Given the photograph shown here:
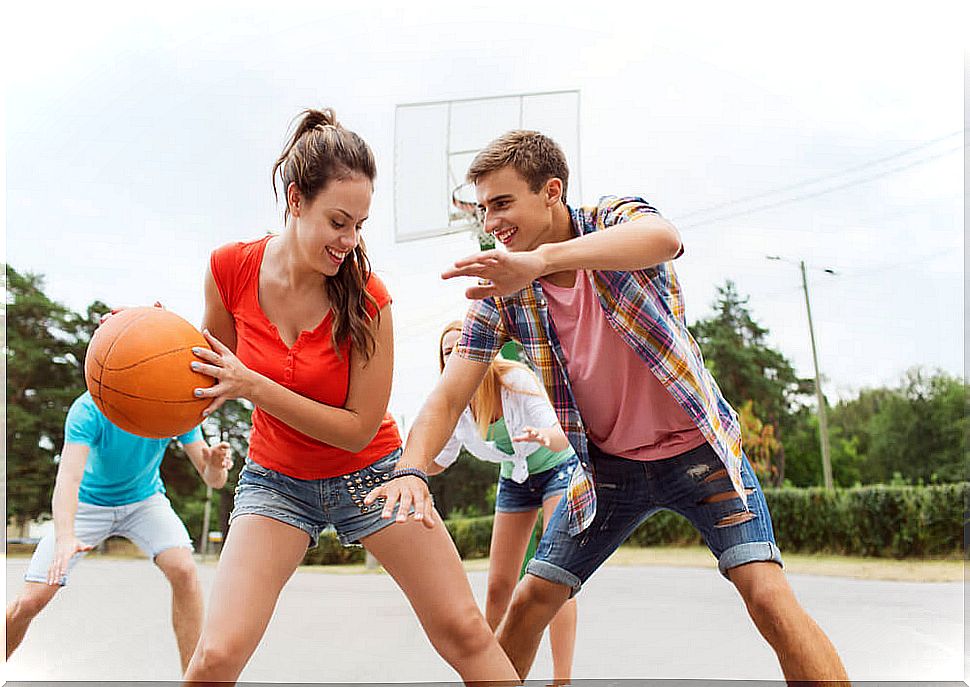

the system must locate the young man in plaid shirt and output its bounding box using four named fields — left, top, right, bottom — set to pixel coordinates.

left=367, top=131, right=848, bottom=683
